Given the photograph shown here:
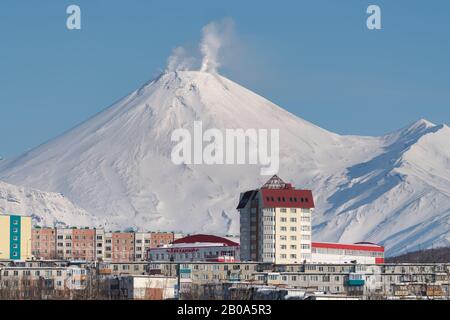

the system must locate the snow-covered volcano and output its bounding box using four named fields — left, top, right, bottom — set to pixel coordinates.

left=0, top=70, right=449, bottom=255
